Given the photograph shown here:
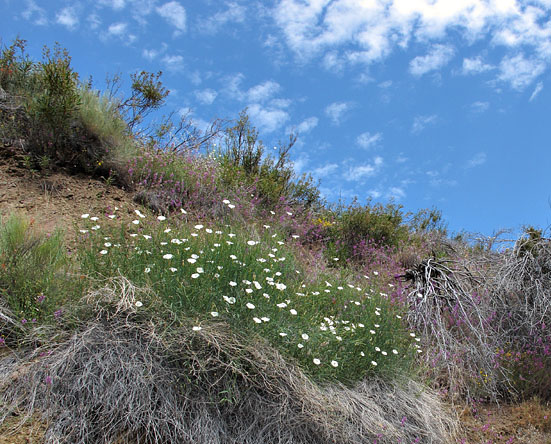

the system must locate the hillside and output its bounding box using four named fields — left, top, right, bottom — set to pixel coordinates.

left=1, top=38, right=551, bottom=443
